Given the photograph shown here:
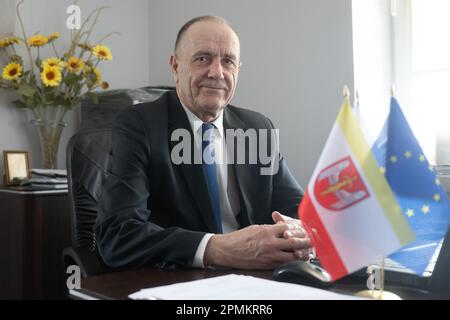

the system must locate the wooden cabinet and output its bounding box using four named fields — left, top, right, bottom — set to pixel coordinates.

left=0, top=187, right=71, bottom=299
